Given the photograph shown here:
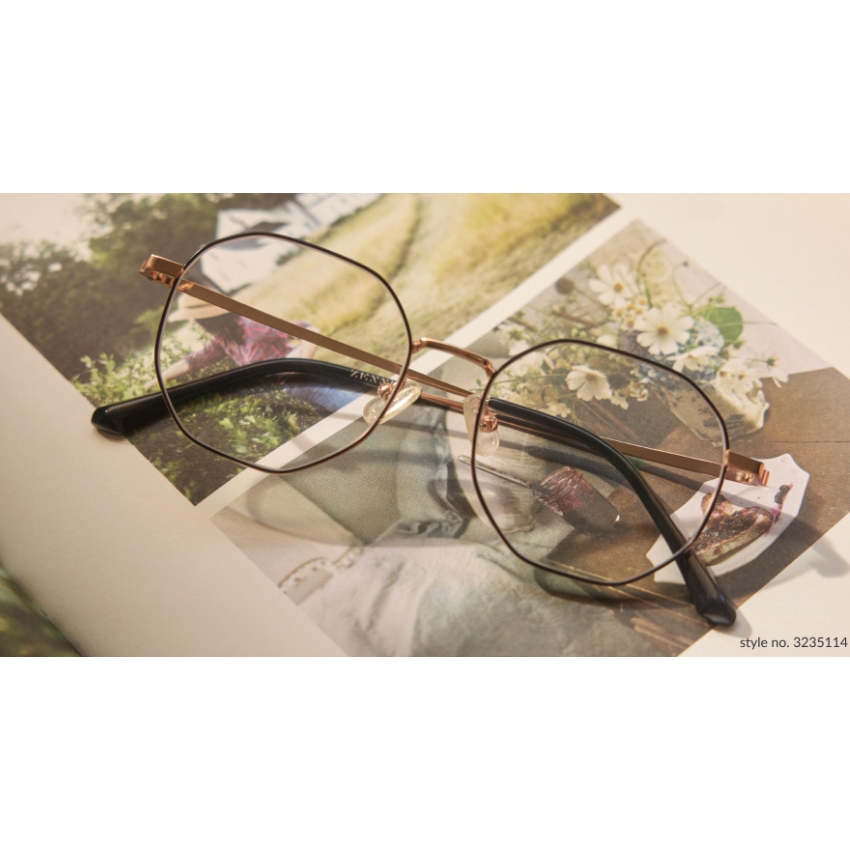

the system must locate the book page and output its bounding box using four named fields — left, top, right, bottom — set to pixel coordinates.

left=617, top=195, right=850, bottom=655
left=1, top=194, right=847, bottom=655
left=0, top=194, right=618, bottom=654
left=0, top=313, right=341, bottom=655
left=204, top=207, right=850, bottom=655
